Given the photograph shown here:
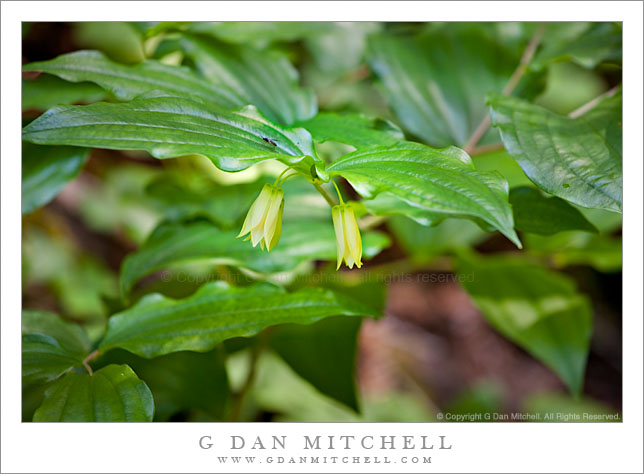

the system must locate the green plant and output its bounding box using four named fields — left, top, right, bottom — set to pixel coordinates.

left=21, top=21, right=622, bottom=422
